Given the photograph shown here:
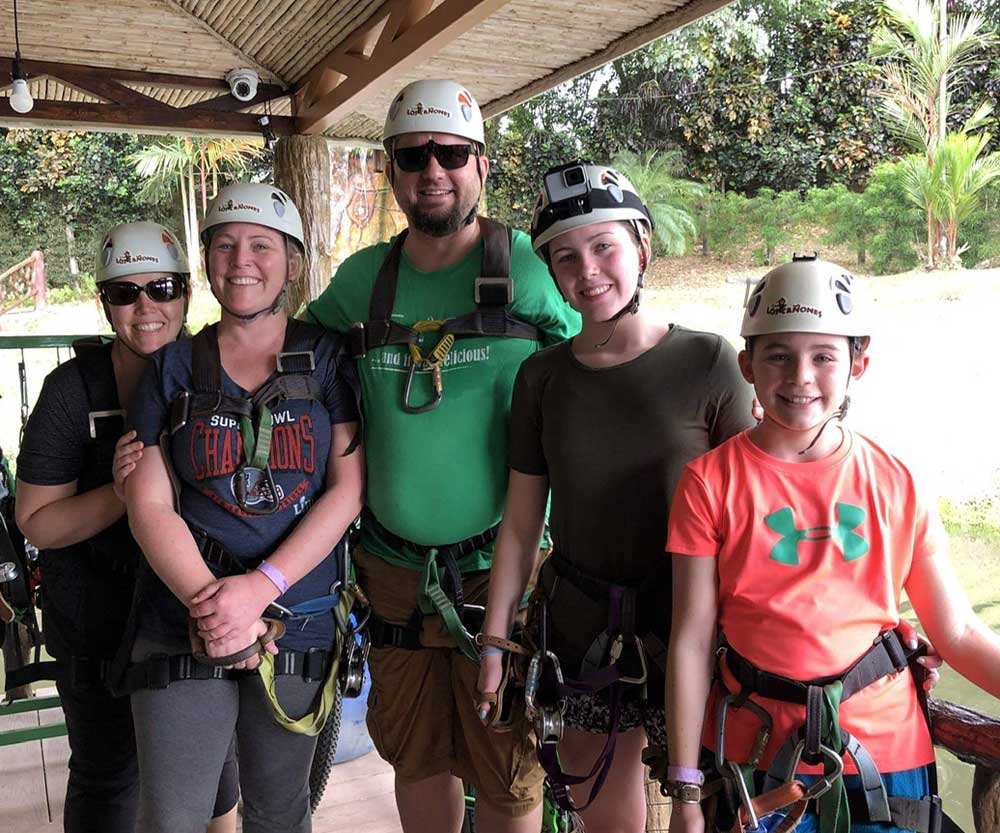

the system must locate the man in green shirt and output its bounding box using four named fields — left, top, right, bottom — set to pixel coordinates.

left=307, top=79, right=579, bottom=833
